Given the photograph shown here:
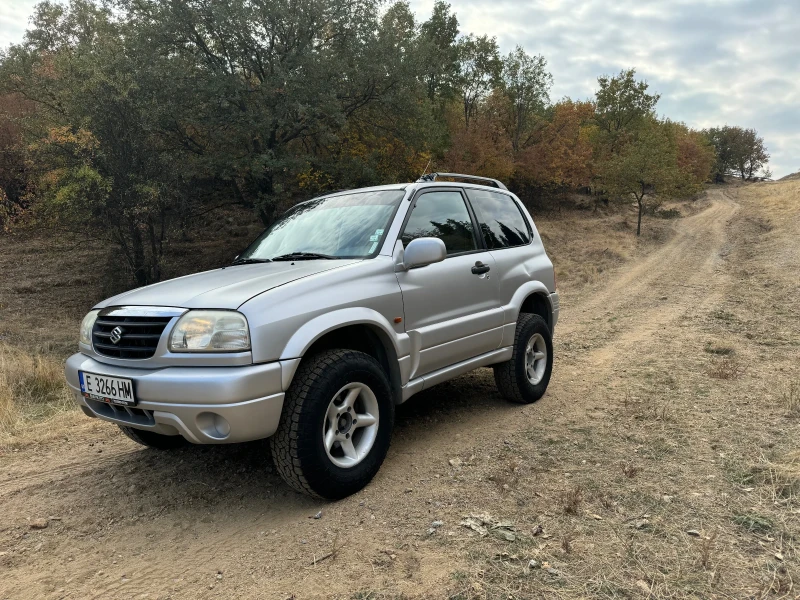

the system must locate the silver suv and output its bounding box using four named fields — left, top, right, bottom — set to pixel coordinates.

left=65, top=173, right=559, bottom=498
